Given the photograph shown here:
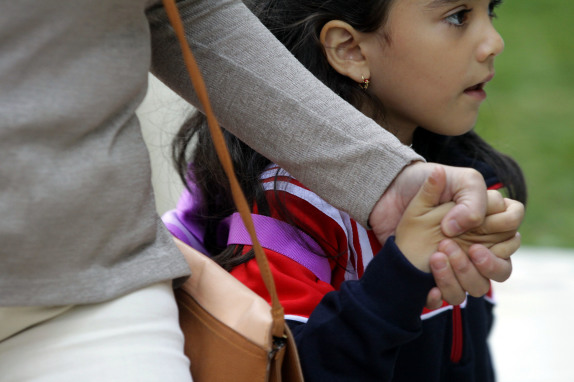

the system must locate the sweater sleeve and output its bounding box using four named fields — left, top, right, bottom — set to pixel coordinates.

left=292, top=237, right=435, bottom=382
left=145, top=0, right=423, bottom=227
